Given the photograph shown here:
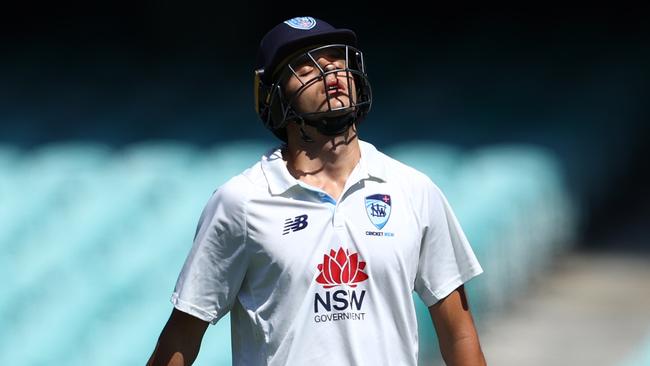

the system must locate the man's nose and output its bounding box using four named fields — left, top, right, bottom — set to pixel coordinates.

left=324, top=64, right=339, bottom=80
